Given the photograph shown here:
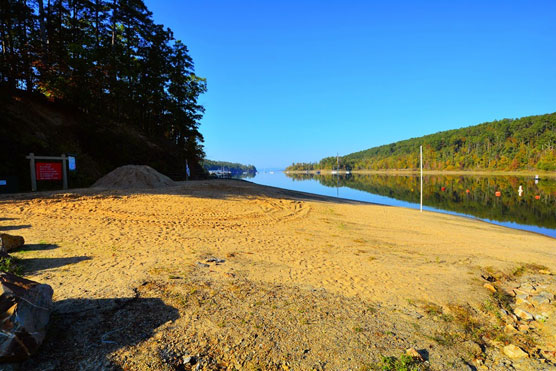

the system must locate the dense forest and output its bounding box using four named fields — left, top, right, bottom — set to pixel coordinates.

left=202, top=160, right=257, bottom=175
left=0, top=0, right=206, bottom=185
left=287, top=113, right=556, bottom=172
